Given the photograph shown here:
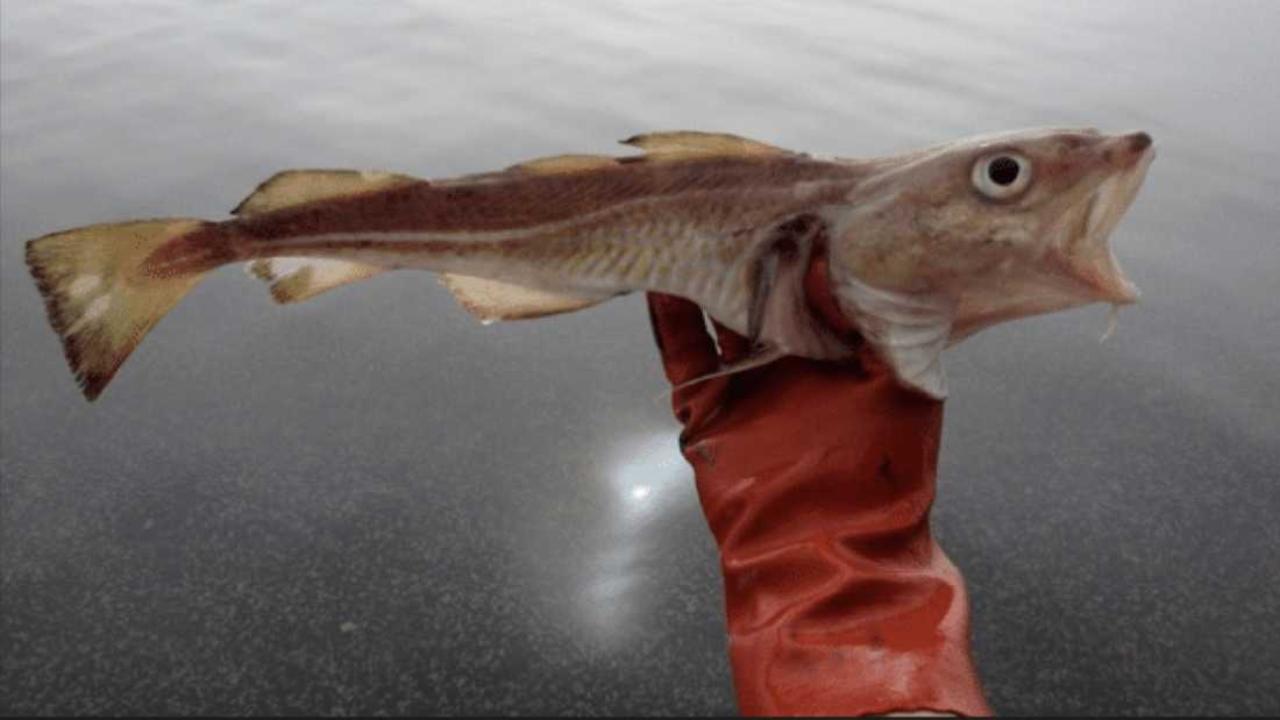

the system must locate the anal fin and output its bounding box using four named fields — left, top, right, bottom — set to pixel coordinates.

left=248, top=258, right=388, bottom=304
left=439, top=274, right=612, bottom=323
